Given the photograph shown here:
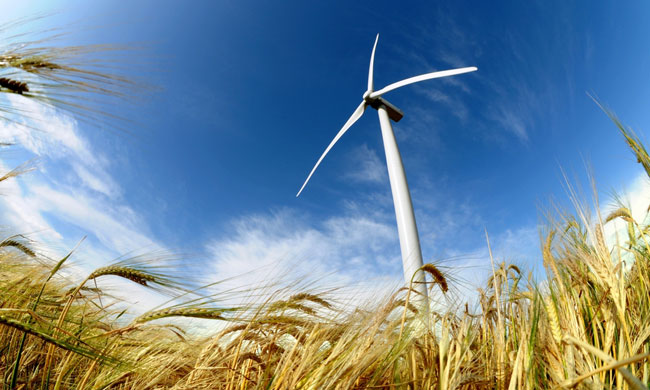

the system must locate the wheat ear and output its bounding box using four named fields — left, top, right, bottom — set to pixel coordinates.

left=135, top=307, right=225, bottom=324
left=420, top=263, right=448, bottom=293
